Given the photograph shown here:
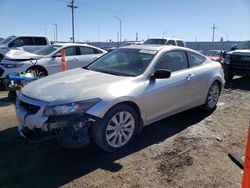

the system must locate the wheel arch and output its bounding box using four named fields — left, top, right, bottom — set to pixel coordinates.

left=26, top=65, right=48, bottom=76
left=87, top=98, right=144, bottom=132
